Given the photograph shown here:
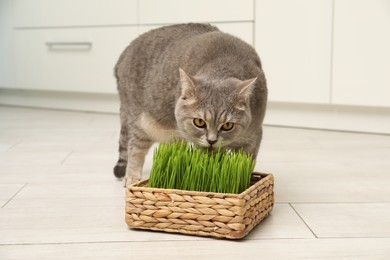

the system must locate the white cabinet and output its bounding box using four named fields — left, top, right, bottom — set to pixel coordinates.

left=332, top=0, right=390, bottom=107
left=0, top=0, right=14, bottom=88
left=13, top=27, right=138, bottom=93
left=138, top=0, right=254, bottom=45
left=255, top=0, right=332, bottom=104
left=13, top=0, right=138, bottom=28
left=139, top=0, right=253, bottom=24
